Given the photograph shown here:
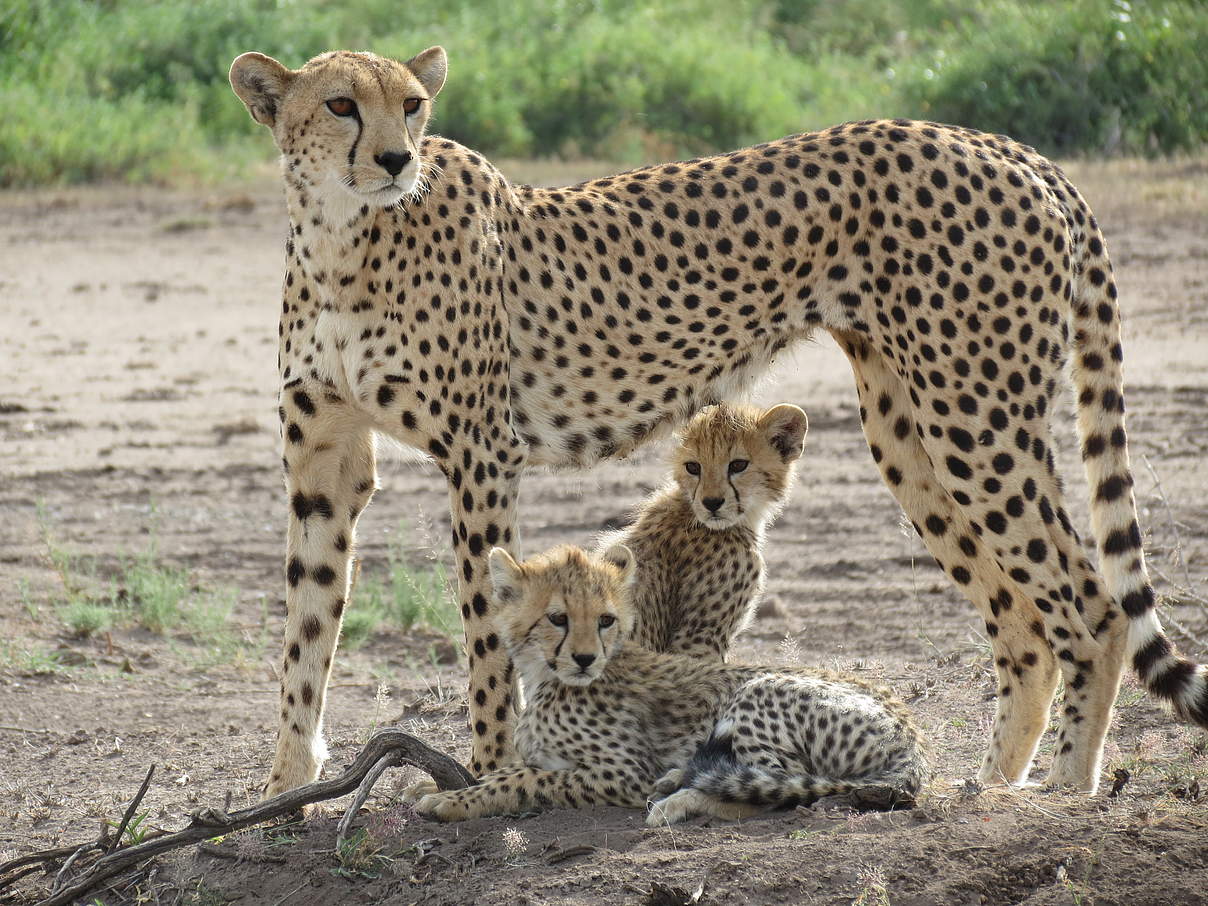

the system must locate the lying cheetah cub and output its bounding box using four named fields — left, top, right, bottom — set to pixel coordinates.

left=412, top=544, right=929, bottom=824
left=598, top=402, right=806, bottom=660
